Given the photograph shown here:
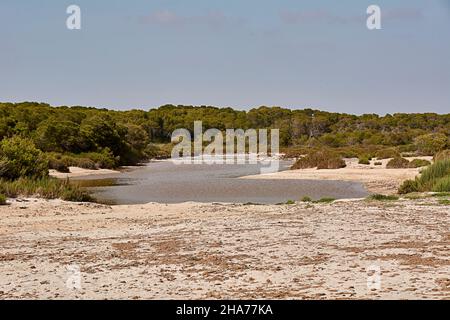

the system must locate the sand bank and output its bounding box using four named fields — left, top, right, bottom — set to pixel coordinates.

left=49, top=167, right=120, bottom=179
left=0, top=197, right=448, bottom=299
left=241, top=157, right=433, bottom=195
